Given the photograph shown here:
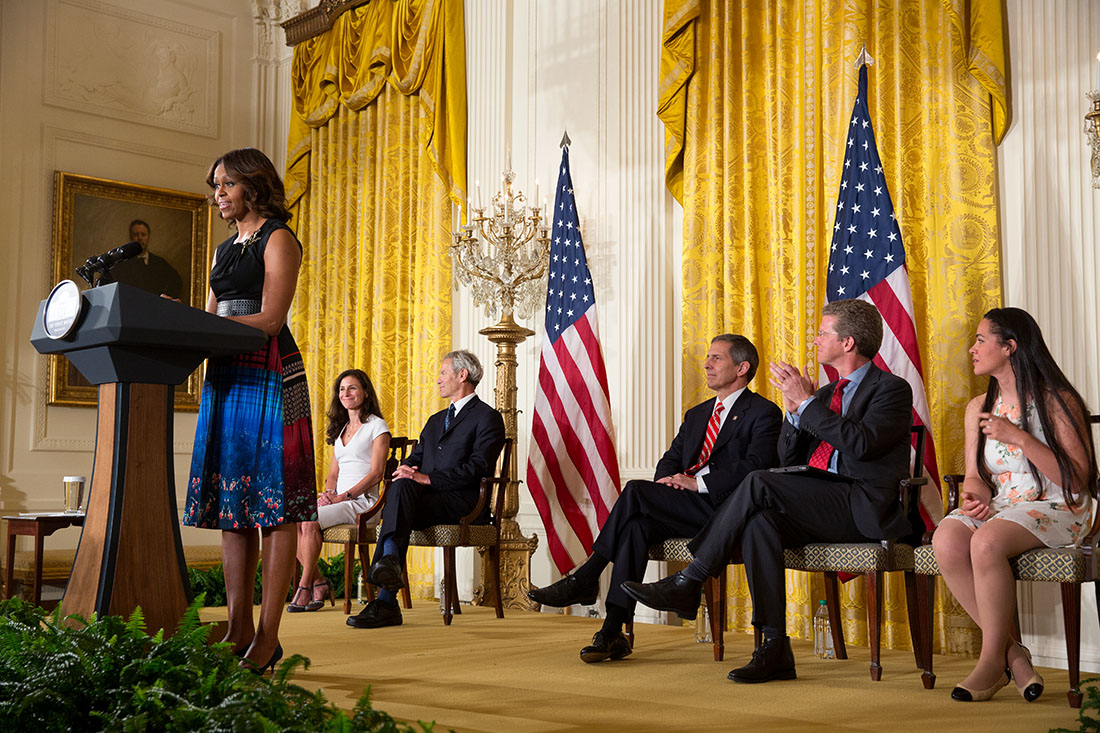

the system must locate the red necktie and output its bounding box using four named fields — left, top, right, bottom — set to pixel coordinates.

left=686, top=402, right=725, bottom=475
left=807, top=378, right=850, bottom=469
